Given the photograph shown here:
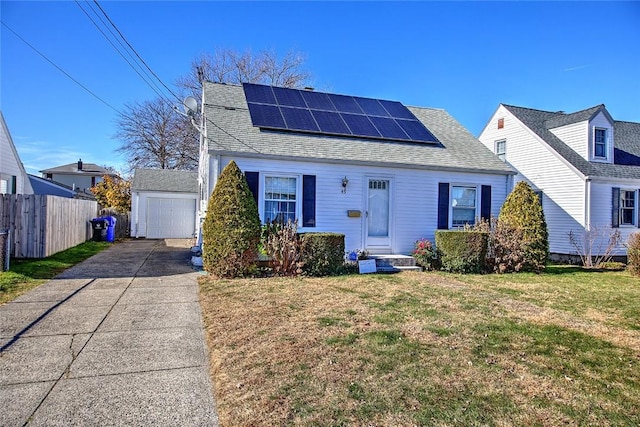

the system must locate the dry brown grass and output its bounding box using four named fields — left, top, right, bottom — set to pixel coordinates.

left=199, top=271, right=640, bottom=426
